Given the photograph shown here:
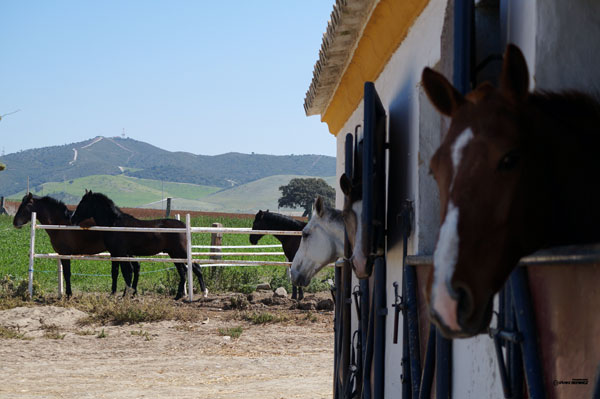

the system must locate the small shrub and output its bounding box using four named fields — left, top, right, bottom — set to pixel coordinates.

left=97, top=328, right=108, bottom=338
left=0, top=325, right=28, bottom=340
left=228, top=295, right=249, bottom=310
left=304, top=311, right=318, bottom=323
left=76, top=295, right=200, bottom=325
left=218, top=326, right=243, bottom=339
left=241, top=311, right=289, bottom=325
